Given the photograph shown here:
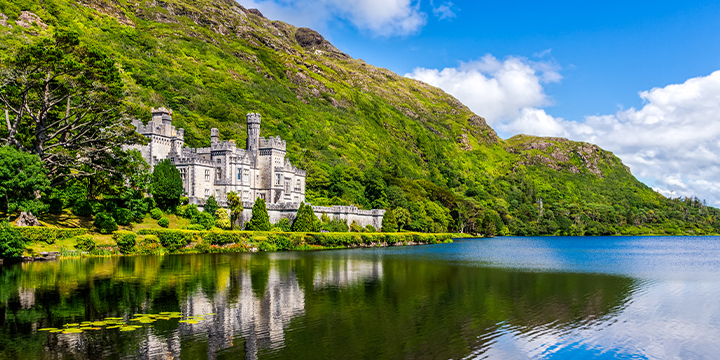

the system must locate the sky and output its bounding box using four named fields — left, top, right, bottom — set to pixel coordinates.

left=241, top=0, right=720, bottom=205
